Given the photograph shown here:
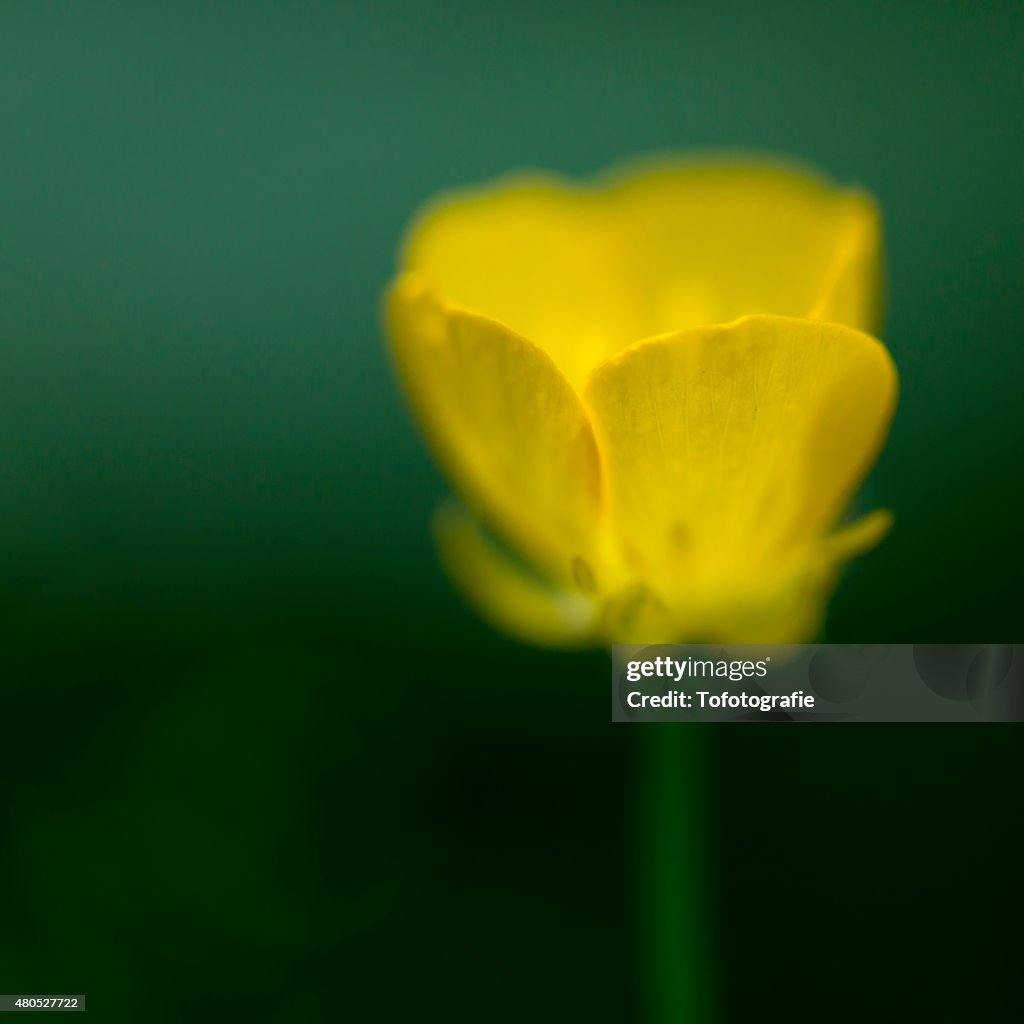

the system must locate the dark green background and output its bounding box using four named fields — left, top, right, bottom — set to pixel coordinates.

left=1, top=2, right=1021, bottom=1020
